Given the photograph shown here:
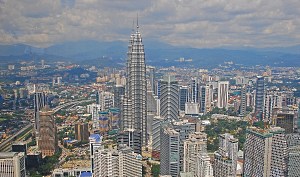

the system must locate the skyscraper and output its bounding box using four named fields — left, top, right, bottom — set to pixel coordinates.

left=217, top=81, right=229, bottom=109
left=34, top=90, right=47, bottom=134
left=0, top=152, right=26, bottom=177
left=200, top=84, right=213, bottom=114
left=38, top=106, right=57, bottom=157
left=239, top=84, right=247, bottom=116
left=113, top=85, right=125, bottom=109
left=243, top=127, right=288, bottom=177
left=160, top=75, right=179, bottom=121
left=89, top=134, right=102, bottom=173
left=148, top=66, right=156, bottom=92
left=190, top=78, right=199, bottom=103
left=213, top=133, right=238, bottom=177
left=93, top=145, right=143, bottom=177
left=120, top=22, right=147, bottom=153
left=160, top=125, right=180, bottom=176
left=179, top=86, right=189, bottom=111
left=183, top=132, right=207, bottom=175
left=255, top=76, right=265, bottom=120
left=98, top=90, right=114, bottom=111
left=75, top=122, right=90, bottom=142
